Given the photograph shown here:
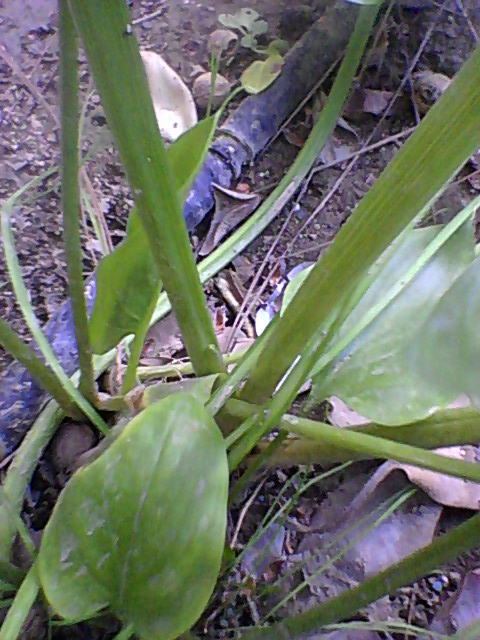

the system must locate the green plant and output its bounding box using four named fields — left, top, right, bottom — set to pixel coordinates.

left=1, top=1, right=480, bottom=639
left=218, top=8, right=270, bottom=55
